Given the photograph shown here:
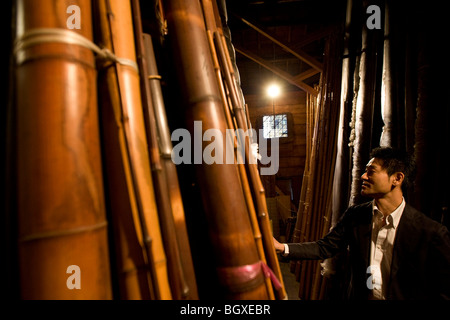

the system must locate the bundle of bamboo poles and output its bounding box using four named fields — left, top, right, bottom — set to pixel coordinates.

left=163, top=0, right=286, bottom=299
left=11, top=0, right=287, bottom=299
left=12, top=0, right=198, bottom=300
left=94, top=0, right=172, bottom=300
left=94, top=0, right=198, bottom=299
left=291, top=30, right=343, bottom=300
